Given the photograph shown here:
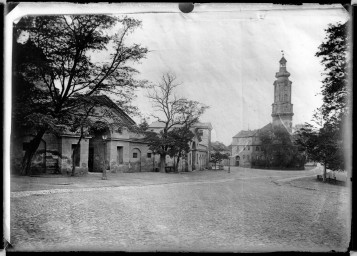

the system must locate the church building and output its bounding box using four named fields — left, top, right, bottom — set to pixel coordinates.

left=231, top=53, right=294, bottom=167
